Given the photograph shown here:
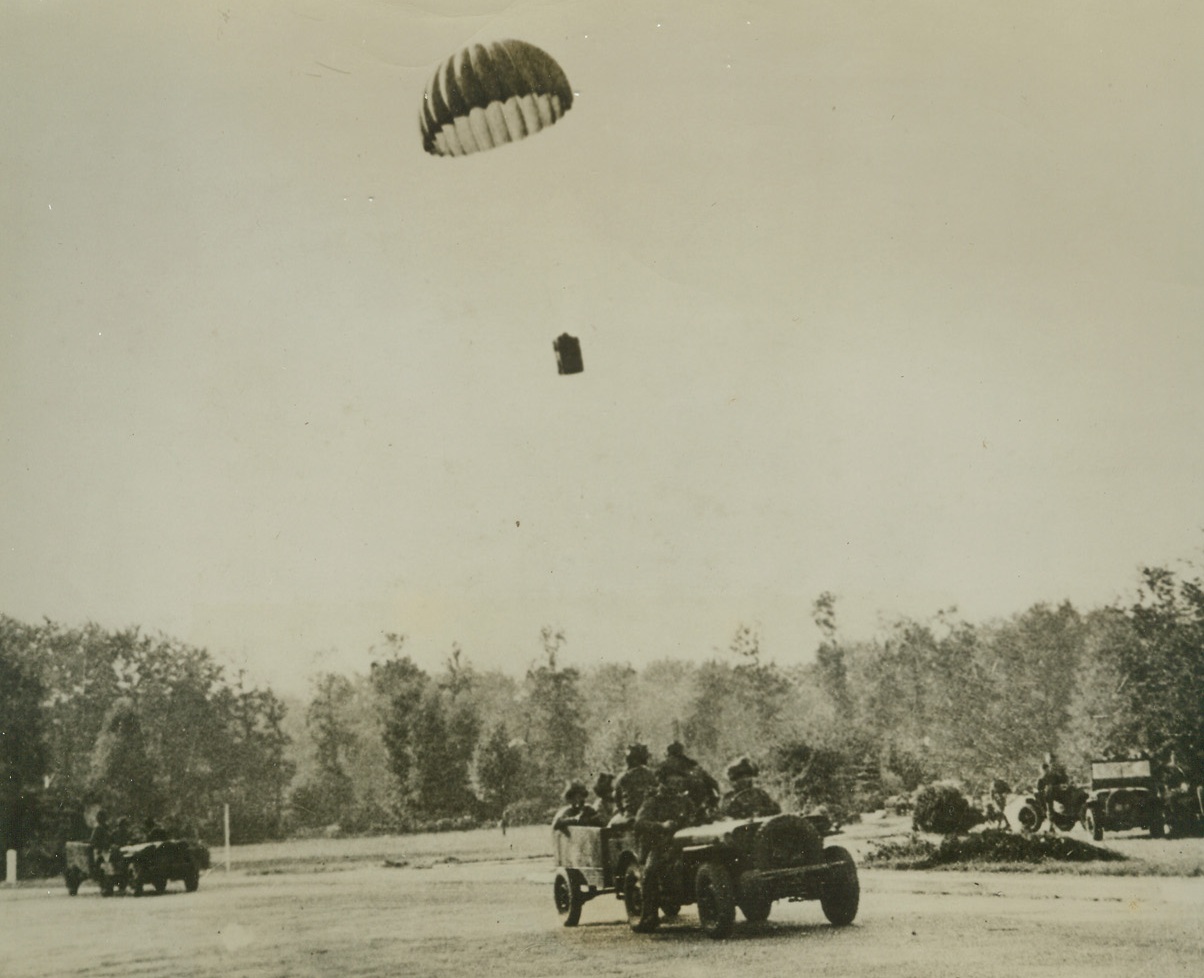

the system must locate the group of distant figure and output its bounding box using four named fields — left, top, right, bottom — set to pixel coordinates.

left=552, top=740, right=781, bottom=837
left=89, top=809, right=169, bottom=858
left=551, top=741, right=782, bottom=920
